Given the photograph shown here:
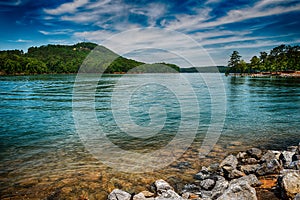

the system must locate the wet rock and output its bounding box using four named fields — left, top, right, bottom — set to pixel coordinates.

left=155, top=179, right=174, bottom=194
left=108, top=189, right=131, bottom=200
left=219, top=155, right=238, bottom=170
left=256, top=159, right=282, bottom=176
left=280, top=151, right=295, bottom=167
left=240, top=164, right=260, bottom=175
left=231, top=174, right=261, bottom=187
left=200, top=179, right=215, bottom=190
left=155, top=189, right=184, bottom=200
left=247, top=148, right=262, bottom=160
left=194, top=167, right=211, bottom=180
left=260, top=150, right=276, bottom=163
left=216, top=181, right=257, bottom=200
left=278, top=171, right=300, bottom=200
